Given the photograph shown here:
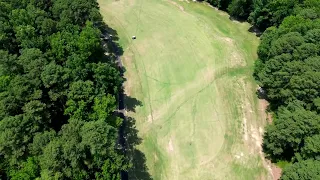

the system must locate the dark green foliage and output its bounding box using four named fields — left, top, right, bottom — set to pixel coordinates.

left=227, top=0, right=253, bottom=19
left=0, top=0, right=126, bottom=179
left=9, top=157, right=39, bottom=180
left=281, top=160, right=320, bottom=180
left=254, top=17, right=320, bottom=107
left=249, top=0, right=300, bottom=30
left=203, top=0, right=320, bottom=31
left=263, top=103, right=320, bottom=160
left=251, top=1, right=320, bottom=178
left=301, top=134, right=320, bottom=160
